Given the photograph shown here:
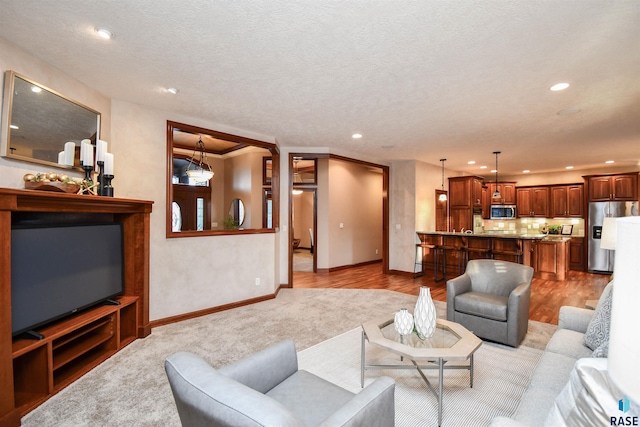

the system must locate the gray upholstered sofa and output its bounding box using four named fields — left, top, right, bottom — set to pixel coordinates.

left=491, top=281, right=613, bottom=426
left=165, top=339, right=395, bottom=427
